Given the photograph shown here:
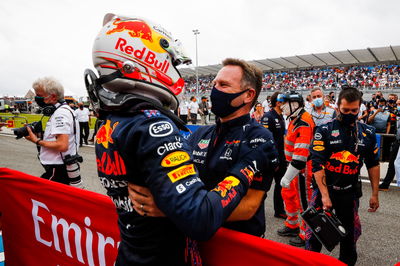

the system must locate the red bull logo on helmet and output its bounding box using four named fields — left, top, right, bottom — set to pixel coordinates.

left=107, top=19, right=153, bottom=42
left=114, top=38, right=170, bottom=74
